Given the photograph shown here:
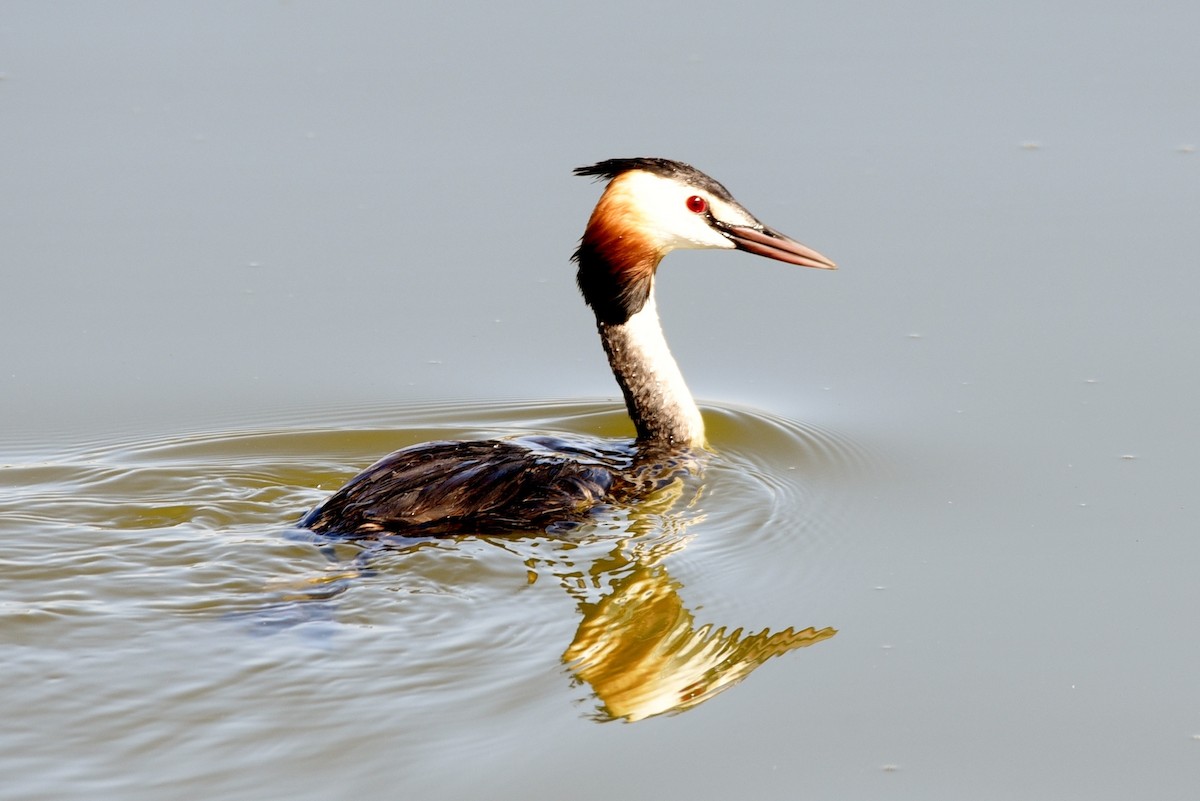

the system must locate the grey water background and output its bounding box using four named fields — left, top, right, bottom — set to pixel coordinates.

left=3, top=2, right=1199, bottom=799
